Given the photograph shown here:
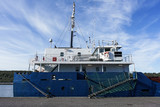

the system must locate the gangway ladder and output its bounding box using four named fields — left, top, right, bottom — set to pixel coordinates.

left=88, top=78, right=136, bottom=98
left=19, top=73, right=51, bottom=98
